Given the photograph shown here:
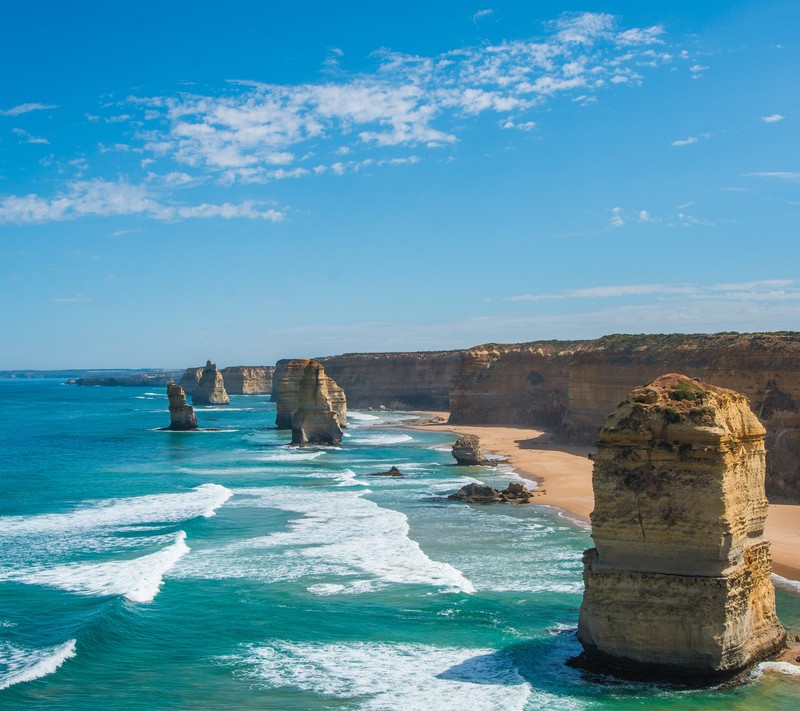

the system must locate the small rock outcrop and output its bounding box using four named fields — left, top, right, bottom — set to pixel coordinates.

left=276, top=359, right=346, bottom=445
left=165, top=382, right=198, bottom=431
left=448, top=481, right=535, bottom=503
left=192, top=361, right=230, bottom=406
left=577, top=374, right=786, bottom=680
left=452, top=434, right=487, bottom=465
left=368, top=466, right=404, bottom=477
